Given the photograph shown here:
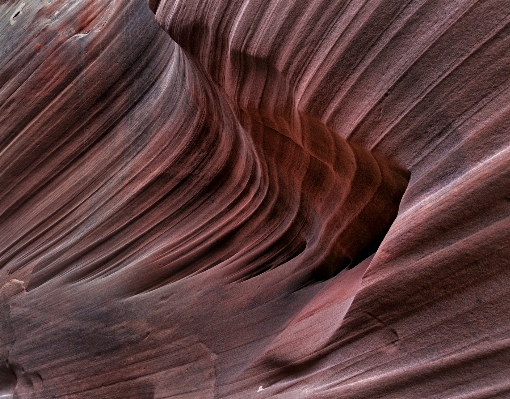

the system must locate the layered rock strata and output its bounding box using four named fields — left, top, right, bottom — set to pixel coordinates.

left=0, top=0, right=509, bottom=397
